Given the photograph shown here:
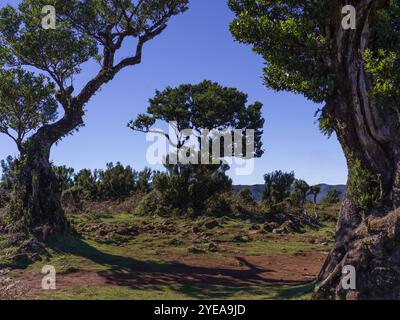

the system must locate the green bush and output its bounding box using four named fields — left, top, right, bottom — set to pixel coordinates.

left=74, top=169, right=99, bottom=200
left=205, top=193, right=232, bottom=217
left=323, top=189, right=342, bottom=204
left=152, top=162, right=232, bottom=217
left=263, top=170, right=295, bottom=206
left=53, top=165, right=75, bottom=193
left=98, top=163, right=137, bottom=200
left=61, top=185, right=83, bottom=213
left=231, top=188, right=260, bottom=216
left=0, top=156, right=15, bottom=190
left=72, top=164, right=153, bottom=202
left=348, top=160, right=381, bottom=212
left=0, top=186, right=10, bottom=208
left=133, top=191, right=175, bottom=216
